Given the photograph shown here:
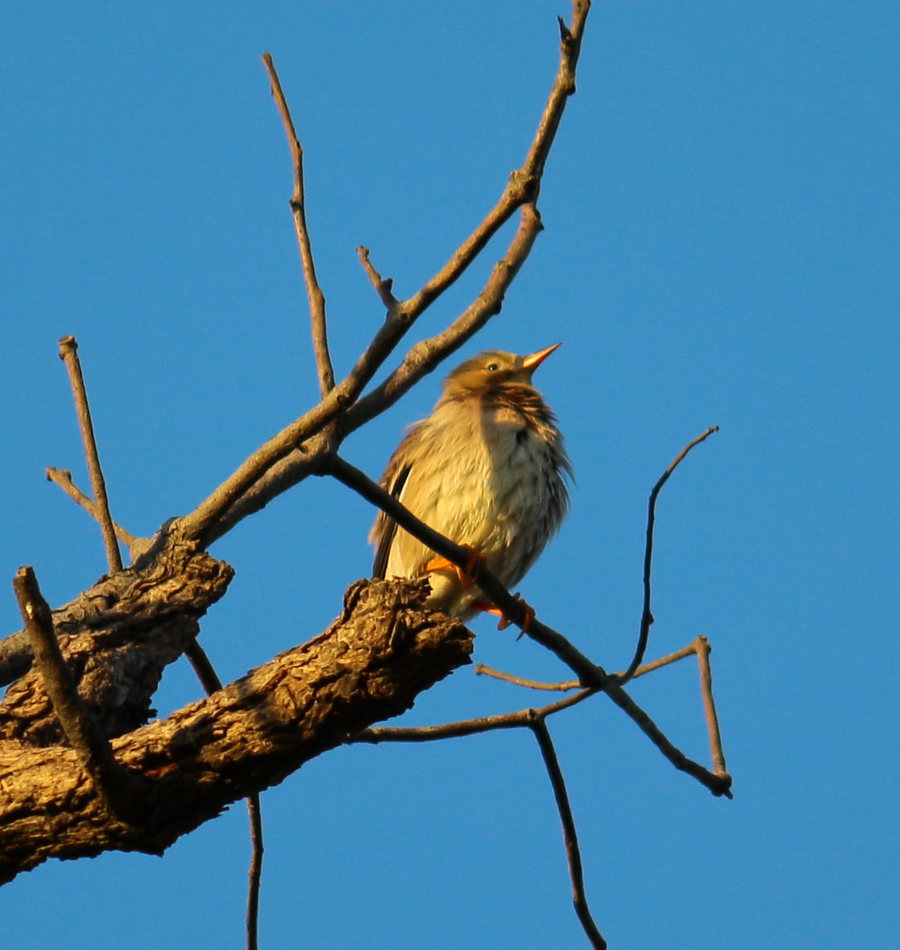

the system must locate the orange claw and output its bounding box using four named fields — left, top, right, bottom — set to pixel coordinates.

left=473, top=595, right=535, bottom=633
left=422, top=545, right=485, bottom=589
